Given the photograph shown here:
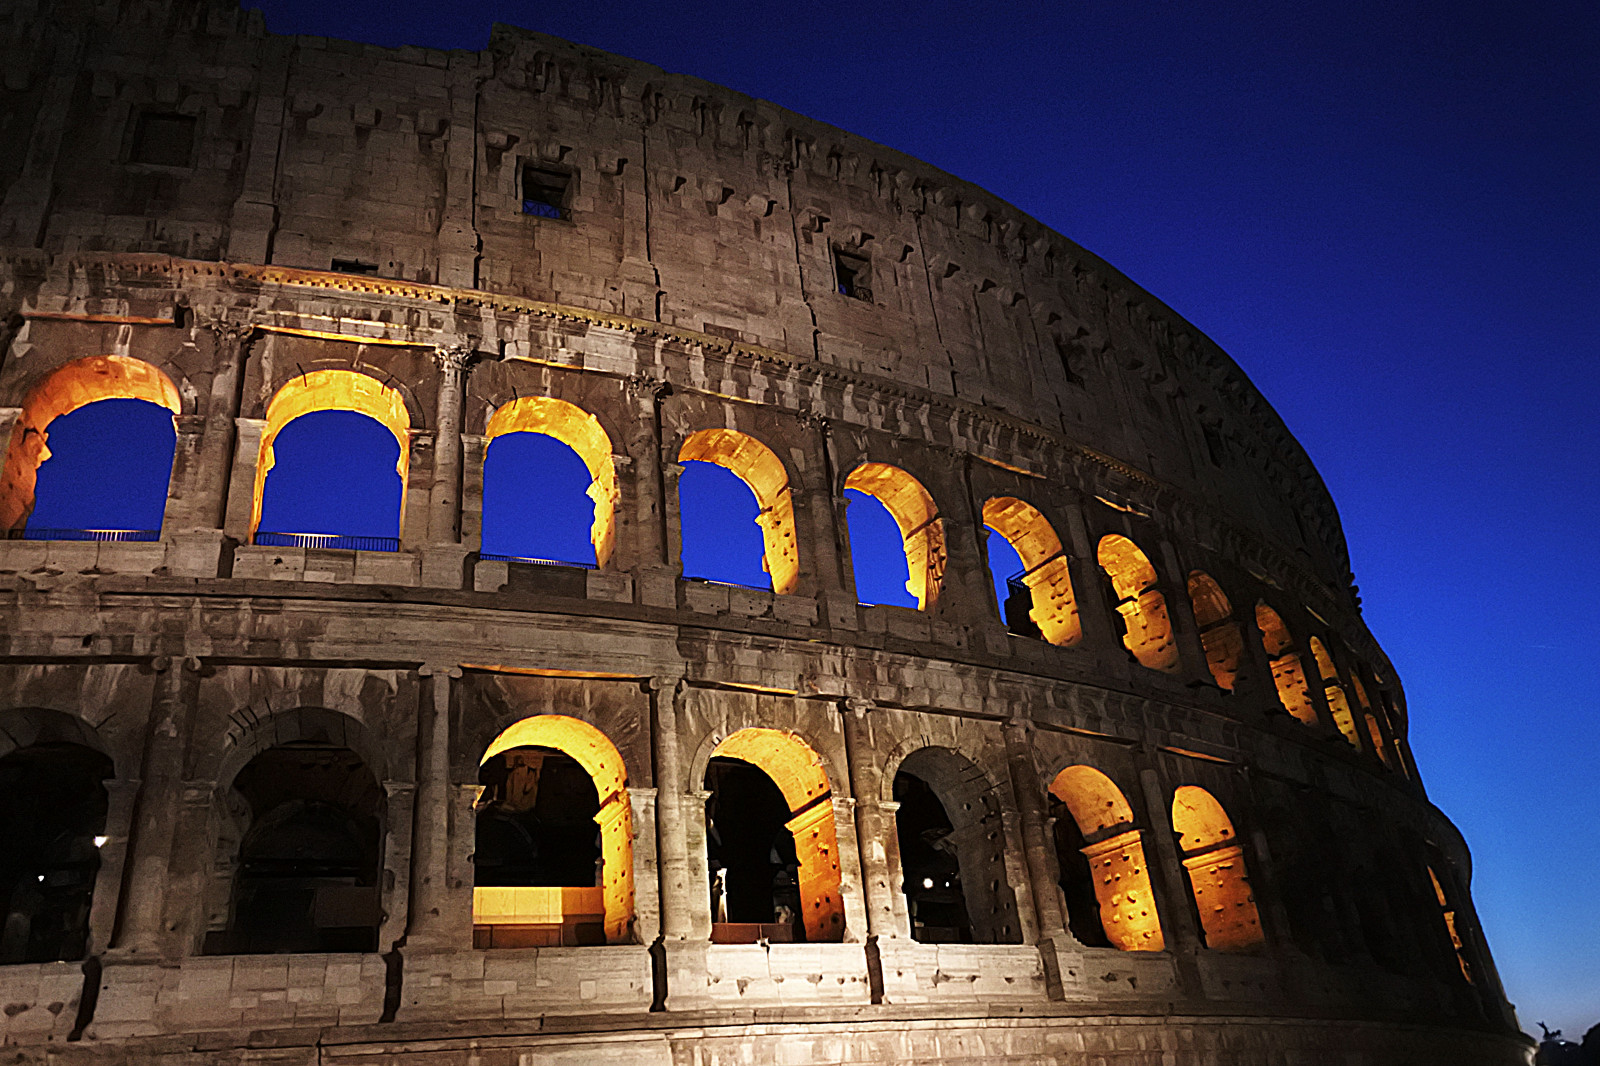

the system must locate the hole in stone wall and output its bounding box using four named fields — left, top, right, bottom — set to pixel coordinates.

left=1171, top=786, right=1263, bottom=952
left=521, top=164, right=571, bottom=219
left=1308, top=637, right=1362, bottom=748
left=0, top=743, right=111, bottom=964
left=129, top=111, right=196, bottom=167
left=23, top=398, right=175, bottom=541
left=256, top=411, right=403, bottom=550
left=982, top=497, right=1081, bottom=646
left=894, top=770, right=971, bottom=944
left=210, top=742, right=383, bottom=955
left=844, top=463, right=944, bottom=611
left=679, top=462, right=769, bottom=590
left=482, top=432, right=599, bottom=567
left=474, top=747, right=605, bottom=948
left=484, top=397, right=617, bottom=568
left=833, top=248, right=872, bottom=301
left=1255, top=603, right=1318, bottom=726
left=705, top=757, right=803, bottom=942
left=1187, top=571, right=1243, bottom=691
left=1097, top=534, right=1178, bottom=672
left=1048, top=765, right=1164, bottom=952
